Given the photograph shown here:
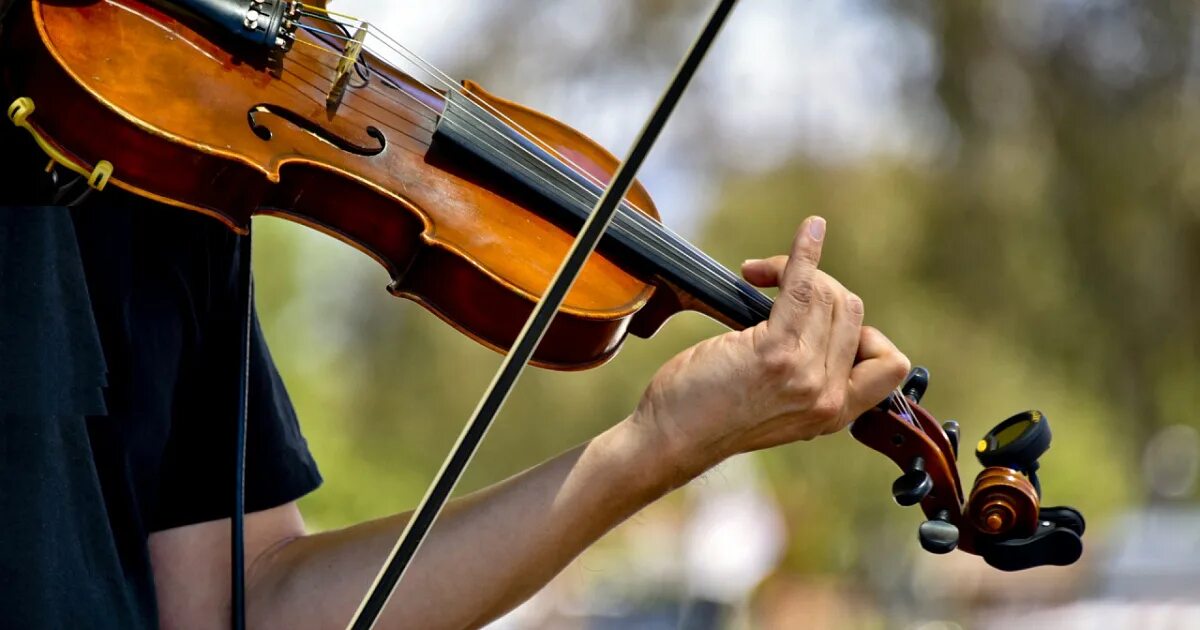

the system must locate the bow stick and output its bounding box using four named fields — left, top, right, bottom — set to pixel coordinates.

left=346, top=1, right=741, bottom=626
